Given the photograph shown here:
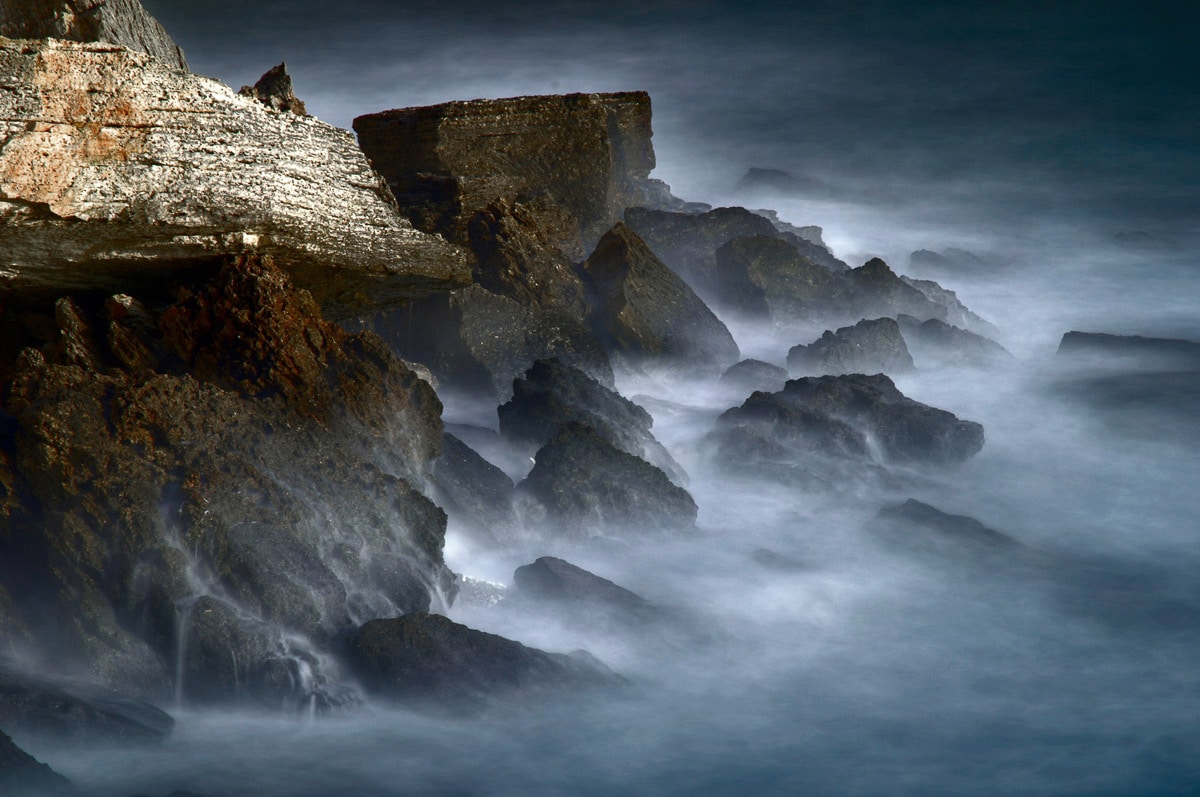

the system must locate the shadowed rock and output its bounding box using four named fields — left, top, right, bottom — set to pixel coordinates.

left=897, top=315, right=1013, bottom=368
left=581, top=223, right=739, bottom=374
left=430, top=433, right=518, bottom=547
left=345, top=613, right=616, bottom=715
left=719, top=359, right=789, bottom=394
left=788, top=317, right=915, bottom=376
left=0, top=39, right=469, bottom=318
left=0, top=728, right=71, bottom=795
left=713, top=236, right=842, bottom=320
left=238, top=62, right=307, bottom=115
left=513, top=557, right=652, bottom=615
left=0, top=0, right=188, bottom=70
left=518, top=422, right=697, bottom=538
left=901, top=276, right=999, bottom=337
left=873, top=499, right=1018, bottom=550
